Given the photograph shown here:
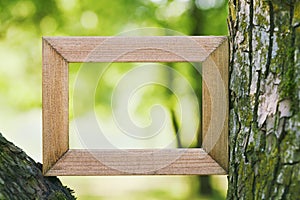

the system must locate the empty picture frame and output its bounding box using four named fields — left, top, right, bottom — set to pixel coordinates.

left=42, top=36, right=228, bottom=176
